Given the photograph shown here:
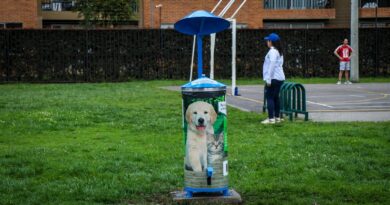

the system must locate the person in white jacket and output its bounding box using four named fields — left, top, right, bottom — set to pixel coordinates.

left=262, top=33, right=285, bottom=124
